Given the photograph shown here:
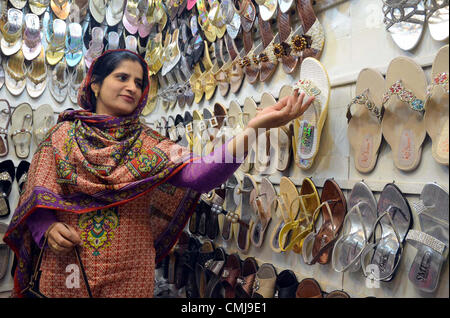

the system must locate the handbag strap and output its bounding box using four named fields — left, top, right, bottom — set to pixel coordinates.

left=26, top=225, right=93, bottom=298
